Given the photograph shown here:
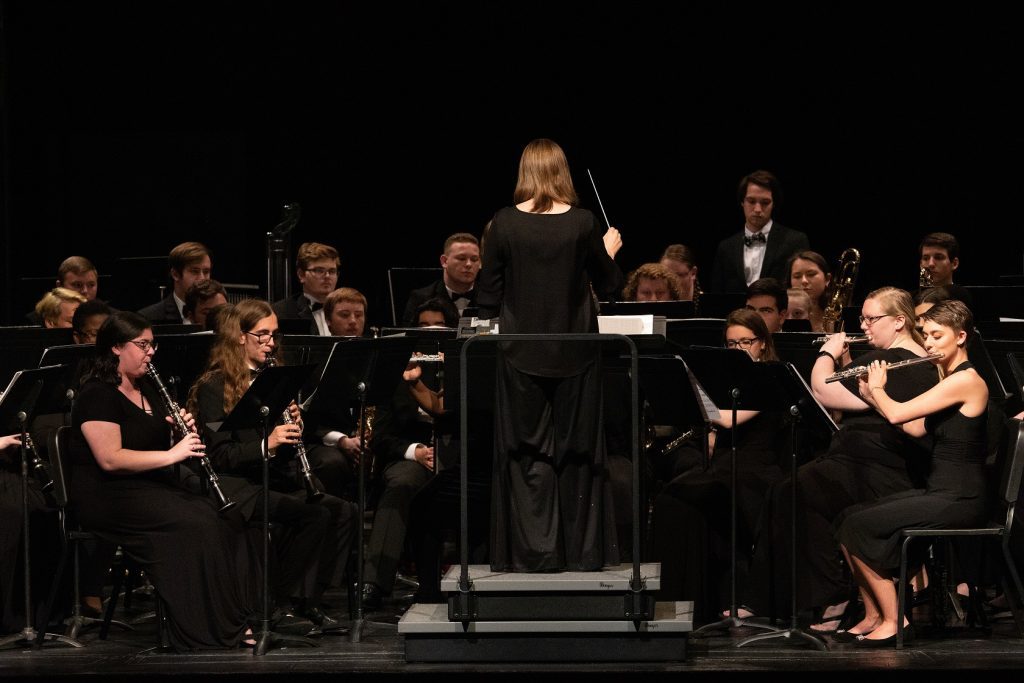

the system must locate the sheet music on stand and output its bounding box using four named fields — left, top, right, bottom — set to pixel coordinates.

left=780, top=363, right=839, bottom=434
